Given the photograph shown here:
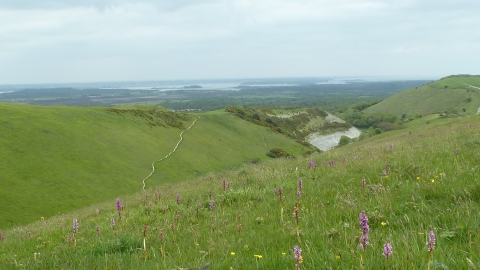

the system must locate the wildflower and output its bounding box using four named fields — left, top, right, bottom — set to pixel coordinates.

left=297, top=190, right=301, bottom=200
left=237, top=223, right=242, bottom=234
left=176, top=194, right=180, bottom=205
left=381, top=222, right=387, bottom=226
left=278, top=187, right=283, bottom=202
left=230, top=252, right=235, bottom=256
left=96, top=225, right=99, bottom=235
left=359, top=211, right=370, bottom=234
left=416, top=176, right=420, bottom=180
left=294, top=206, right=299, bottom=225
left=111, top=216, right=115, bottom=228
left=41, top=217, right=44, bottom=221
left=298, top=179, right=303, bottom=192
left=359, top=210, right=369, bottom=249
left=116, top=198, right=121, bottom=211
left=282, top=252, right=286, bottom=256
left=254, top=254, right=263, bottom=259
left=73, top=218, right=78, bottom=234
left=209, top=200, right=215, bottom=211
left=383, top=242, right=393, bottom=258
left=389, top=143, right=393, bottom=152
left=431, top=179, right=435, bottom=183
left=455, top=148, right=459, bottom=157
left=309, top=160, right=316, bottom=168
left=335, top=255, right=341, bottom=259
left=116, top=198, right=122, bottom=218
left=223, top=178, right=226, bottom=191
left=361, top=178, right=366, bottom=188
left=382, top=170, right=388, bottom=177
left=273, top=187, right=277, bottom=195
left=427, top=230, right=435, bottom=252
left=143, top=225, right=149, bottom=237
left=158, top=229, right=163, bottom=243
left=294, top=245, right=302, bottom=270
